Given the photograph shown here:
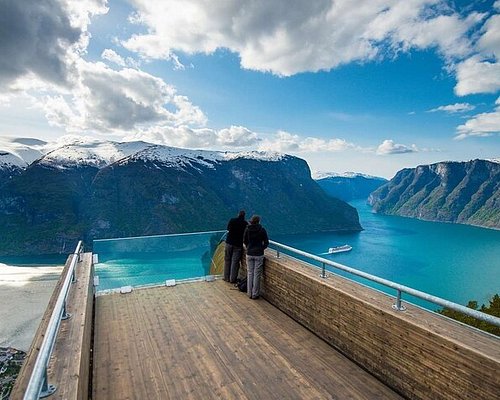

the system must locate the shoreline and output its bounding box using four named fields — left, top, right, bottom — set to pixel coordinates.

left=0, top=263, right=63, bottom=352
